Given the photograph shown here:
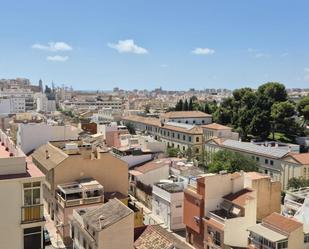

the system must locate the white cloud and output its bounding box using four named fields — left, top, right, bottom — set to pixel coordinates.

left=304, top=68, right=309, bottom=73
left=255, top=53, right=270, bottom=58
left=192, top=48, right=215, bottom=55
left=32, top=42, right=72, bottom=52
left=46, top=55, right=69, bottom=62
left=108, top=39, right=148, bottom=54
